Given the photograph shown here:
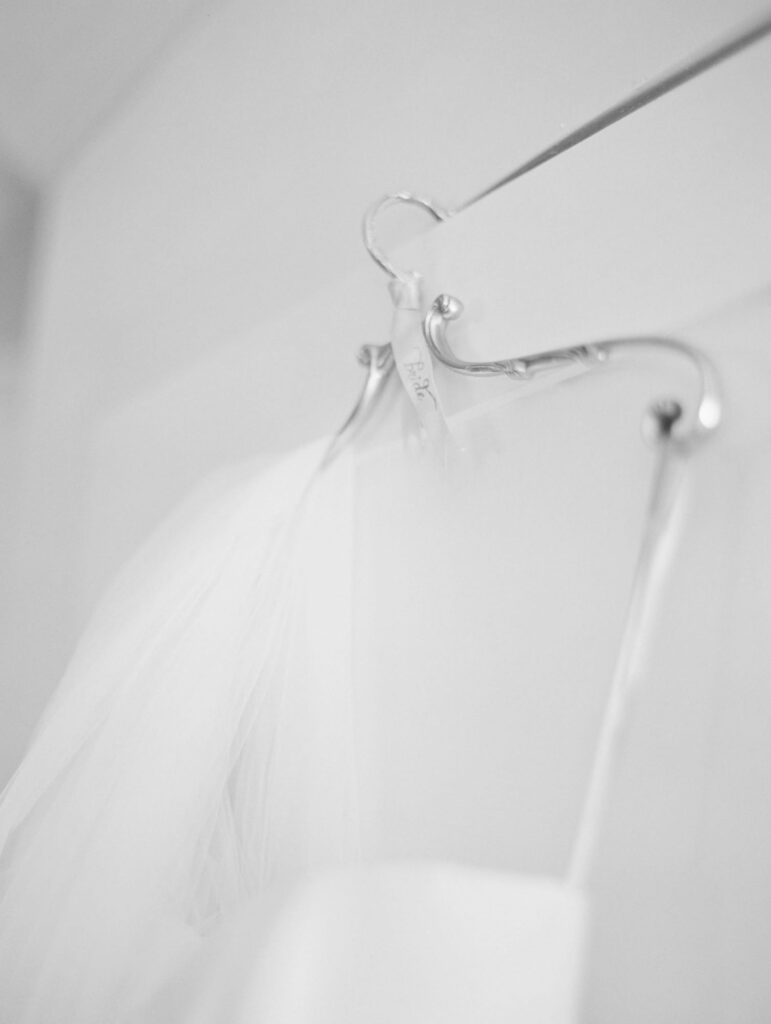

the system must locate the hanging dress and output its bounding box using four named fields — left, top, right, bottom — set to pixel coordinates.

left=2, top=288, right=770, bottom=1022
